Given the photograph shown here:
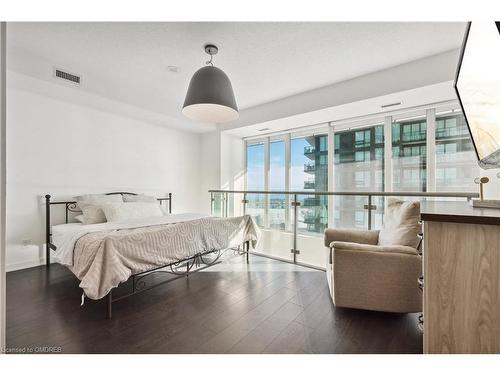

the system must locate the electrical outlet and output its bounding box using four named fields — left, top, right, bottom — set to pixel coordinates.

left=22, top=239, right=32, bottom=246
